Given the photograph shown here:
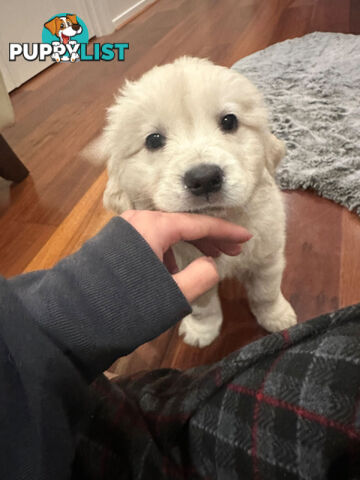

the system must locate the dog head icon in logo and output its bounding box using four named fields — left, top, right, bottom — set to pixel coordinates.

left=44, top=14, right=82, bottom=44
left=43, top=13, right=88, bottom=62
